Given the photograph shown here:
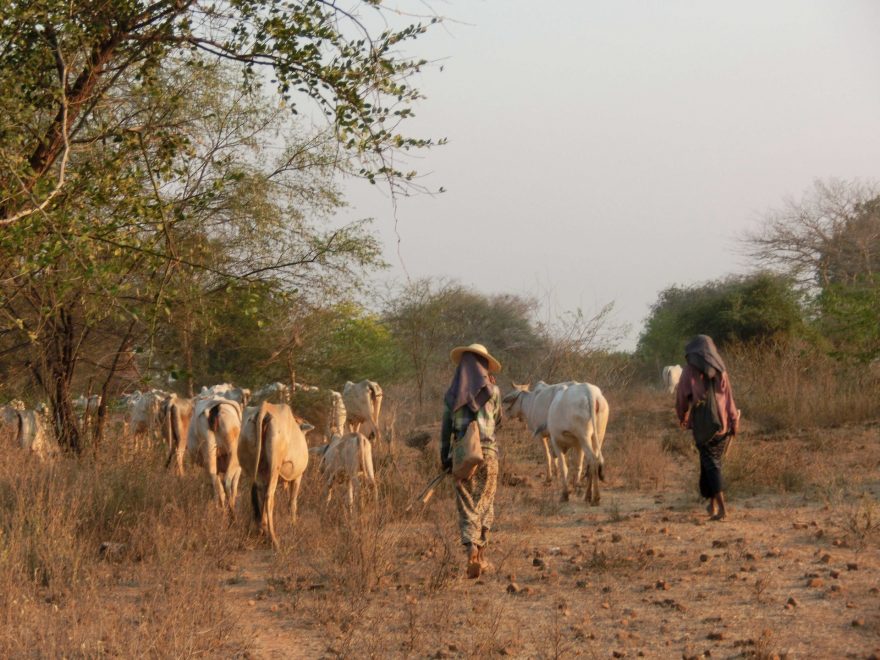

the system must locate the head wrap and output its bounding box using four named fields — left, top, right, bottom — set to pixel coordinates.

left=444, top=351, right=493, bottom=413
left=684, top=334, right=726, bottom=379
